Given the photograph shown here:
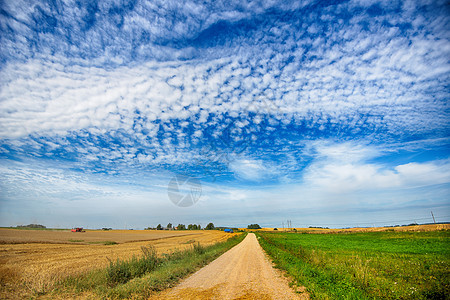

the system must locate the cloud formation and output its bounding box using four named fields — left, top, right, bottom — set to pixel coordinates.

left=303, top=142, right=450, bottom=193
left=0, top=0, right=449, bottom=227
